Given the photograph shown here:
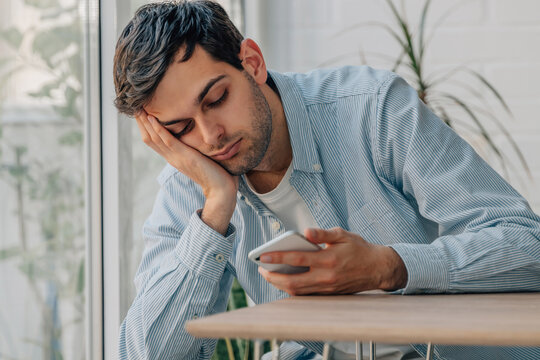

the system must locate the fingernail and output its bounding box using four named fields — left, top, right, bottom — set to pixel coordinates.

left=260, top=255, right=272, bottom=263
left=148, top=115, right=154, bottom=124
